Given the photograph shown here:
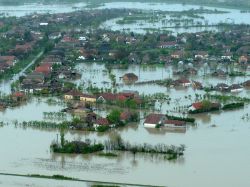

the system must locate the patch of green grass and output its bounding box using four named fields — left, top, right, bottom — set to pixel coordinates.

left=98, top=152, right=118, bottom=157
left=92, top=185, right=120, bottom=187
left=28, top=174, right=75, bottom=180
